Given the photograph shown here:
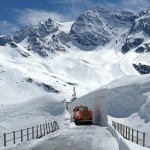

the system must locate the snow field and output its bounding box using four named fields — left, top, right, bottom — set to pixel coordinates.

left=0, top=34, right=143, bottom=105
